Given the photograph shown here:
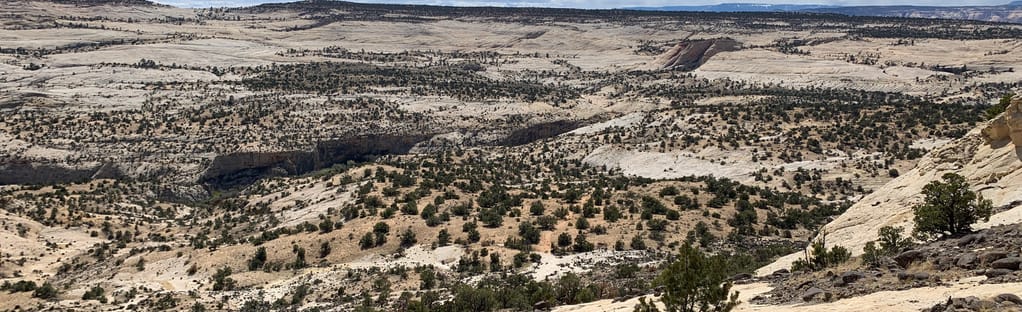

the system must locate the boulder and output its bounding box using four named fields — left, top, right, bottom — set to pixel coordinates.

left=950, top=297, right=973, bottom=309
left=957, top=233, right=985, bottom=246
left=841, top=271, right=865, bottom=284
left=991, top=257, right=1022, bottom=270
left=897, top=271, right=913, bottom=281
left=969, top=299, right=998, bottom=311
left=832, top=278, right=847, bottom=287
left=995, top=293, right=1022, bottom=305
left=895, top=250, right=924, bottom=267
left=934, top=256, right=954, bottom=270
left=802, top=287, right=827, bottom=302
left=985, top=268, right=1013, bottom=278
left=730, top=273, right=753, bottom=281
left=955, top=253, right=977, bottom=269
left=914, top=272, right=930, bottom=280
left=980, top=250, right=1008, bottom=264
